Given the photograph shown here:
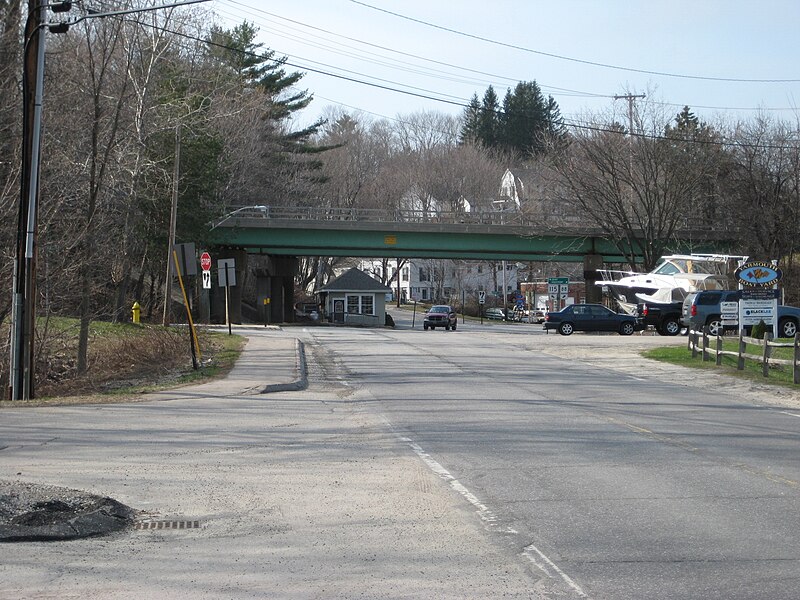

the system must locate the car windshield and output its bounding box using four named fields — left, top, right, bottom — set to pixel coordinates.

left=429, top=306, right=449, bottom=313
